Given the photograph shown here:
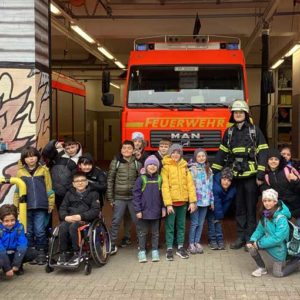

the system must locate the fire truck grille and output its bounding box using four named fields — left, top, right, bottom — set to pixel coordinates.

left=150, top=130, right=222, bottom=148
